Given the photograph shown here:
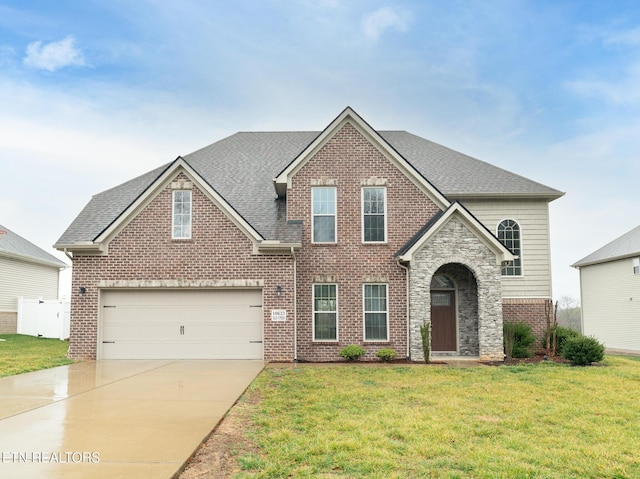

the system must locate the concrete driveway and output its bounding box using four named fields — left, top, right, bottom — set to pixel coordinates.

left=0, top=360, right=264, bottom=479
